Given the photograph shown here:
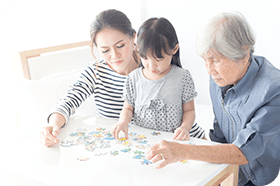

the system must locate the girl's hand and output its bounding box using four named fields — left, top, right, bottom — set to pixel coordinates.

left=39, top=125, right=60, bottom=147
left=110, top=123, right=129, bottom=140
left=173, top=126, right=190, bottom=141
